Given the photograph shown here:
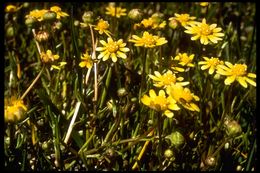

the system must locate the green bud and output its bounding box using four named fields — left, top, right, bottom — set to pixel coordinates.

left=82, top=11, right=94, bottom=24
left=6, top=26, right=14, bottom=38
left=224, top=119, right=242, bottom=136
left=23, top=2, right=29, bottom=8
left=164, top=149, right=174, bottom=159
left=151, top=12, right=164, bottom=23
left=54, top=21, right=62, bottom=30
left=128, top=9, right=143, bottom=21
left=117, top=88, right=127, bottom=97
left=25, top=17, right=36, bottom=27
left=205, top=156, right=216, bottom=167
left=43, top=11, right=57, bottom=21
left=41, top=141, right=49, bottom=150
left=166, top=131, right=185, bottom=147
left=169, top=19, right=178, bottom=29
